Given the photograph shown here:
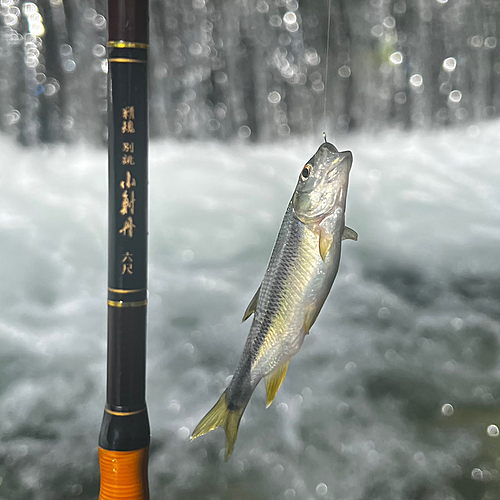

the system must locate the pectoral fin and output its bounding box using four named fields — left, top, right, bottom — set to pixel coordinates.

left=319, top=229, right=334, bottom=262
left=342, top=226, right=358, bottom=241
left=265, top=360, right=290, bottom=408
left=242, top=285, right=260, bottom=322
